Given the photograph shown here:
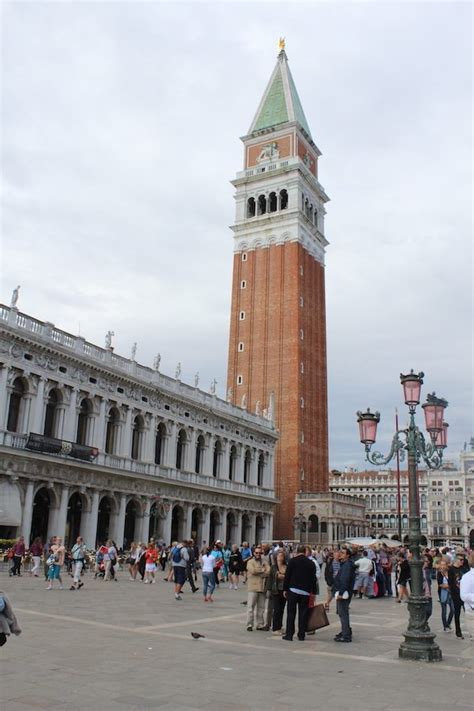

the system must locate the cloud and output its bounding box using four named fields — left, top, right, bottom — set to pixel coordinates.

left=1, top=1, right=472, bottom=469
